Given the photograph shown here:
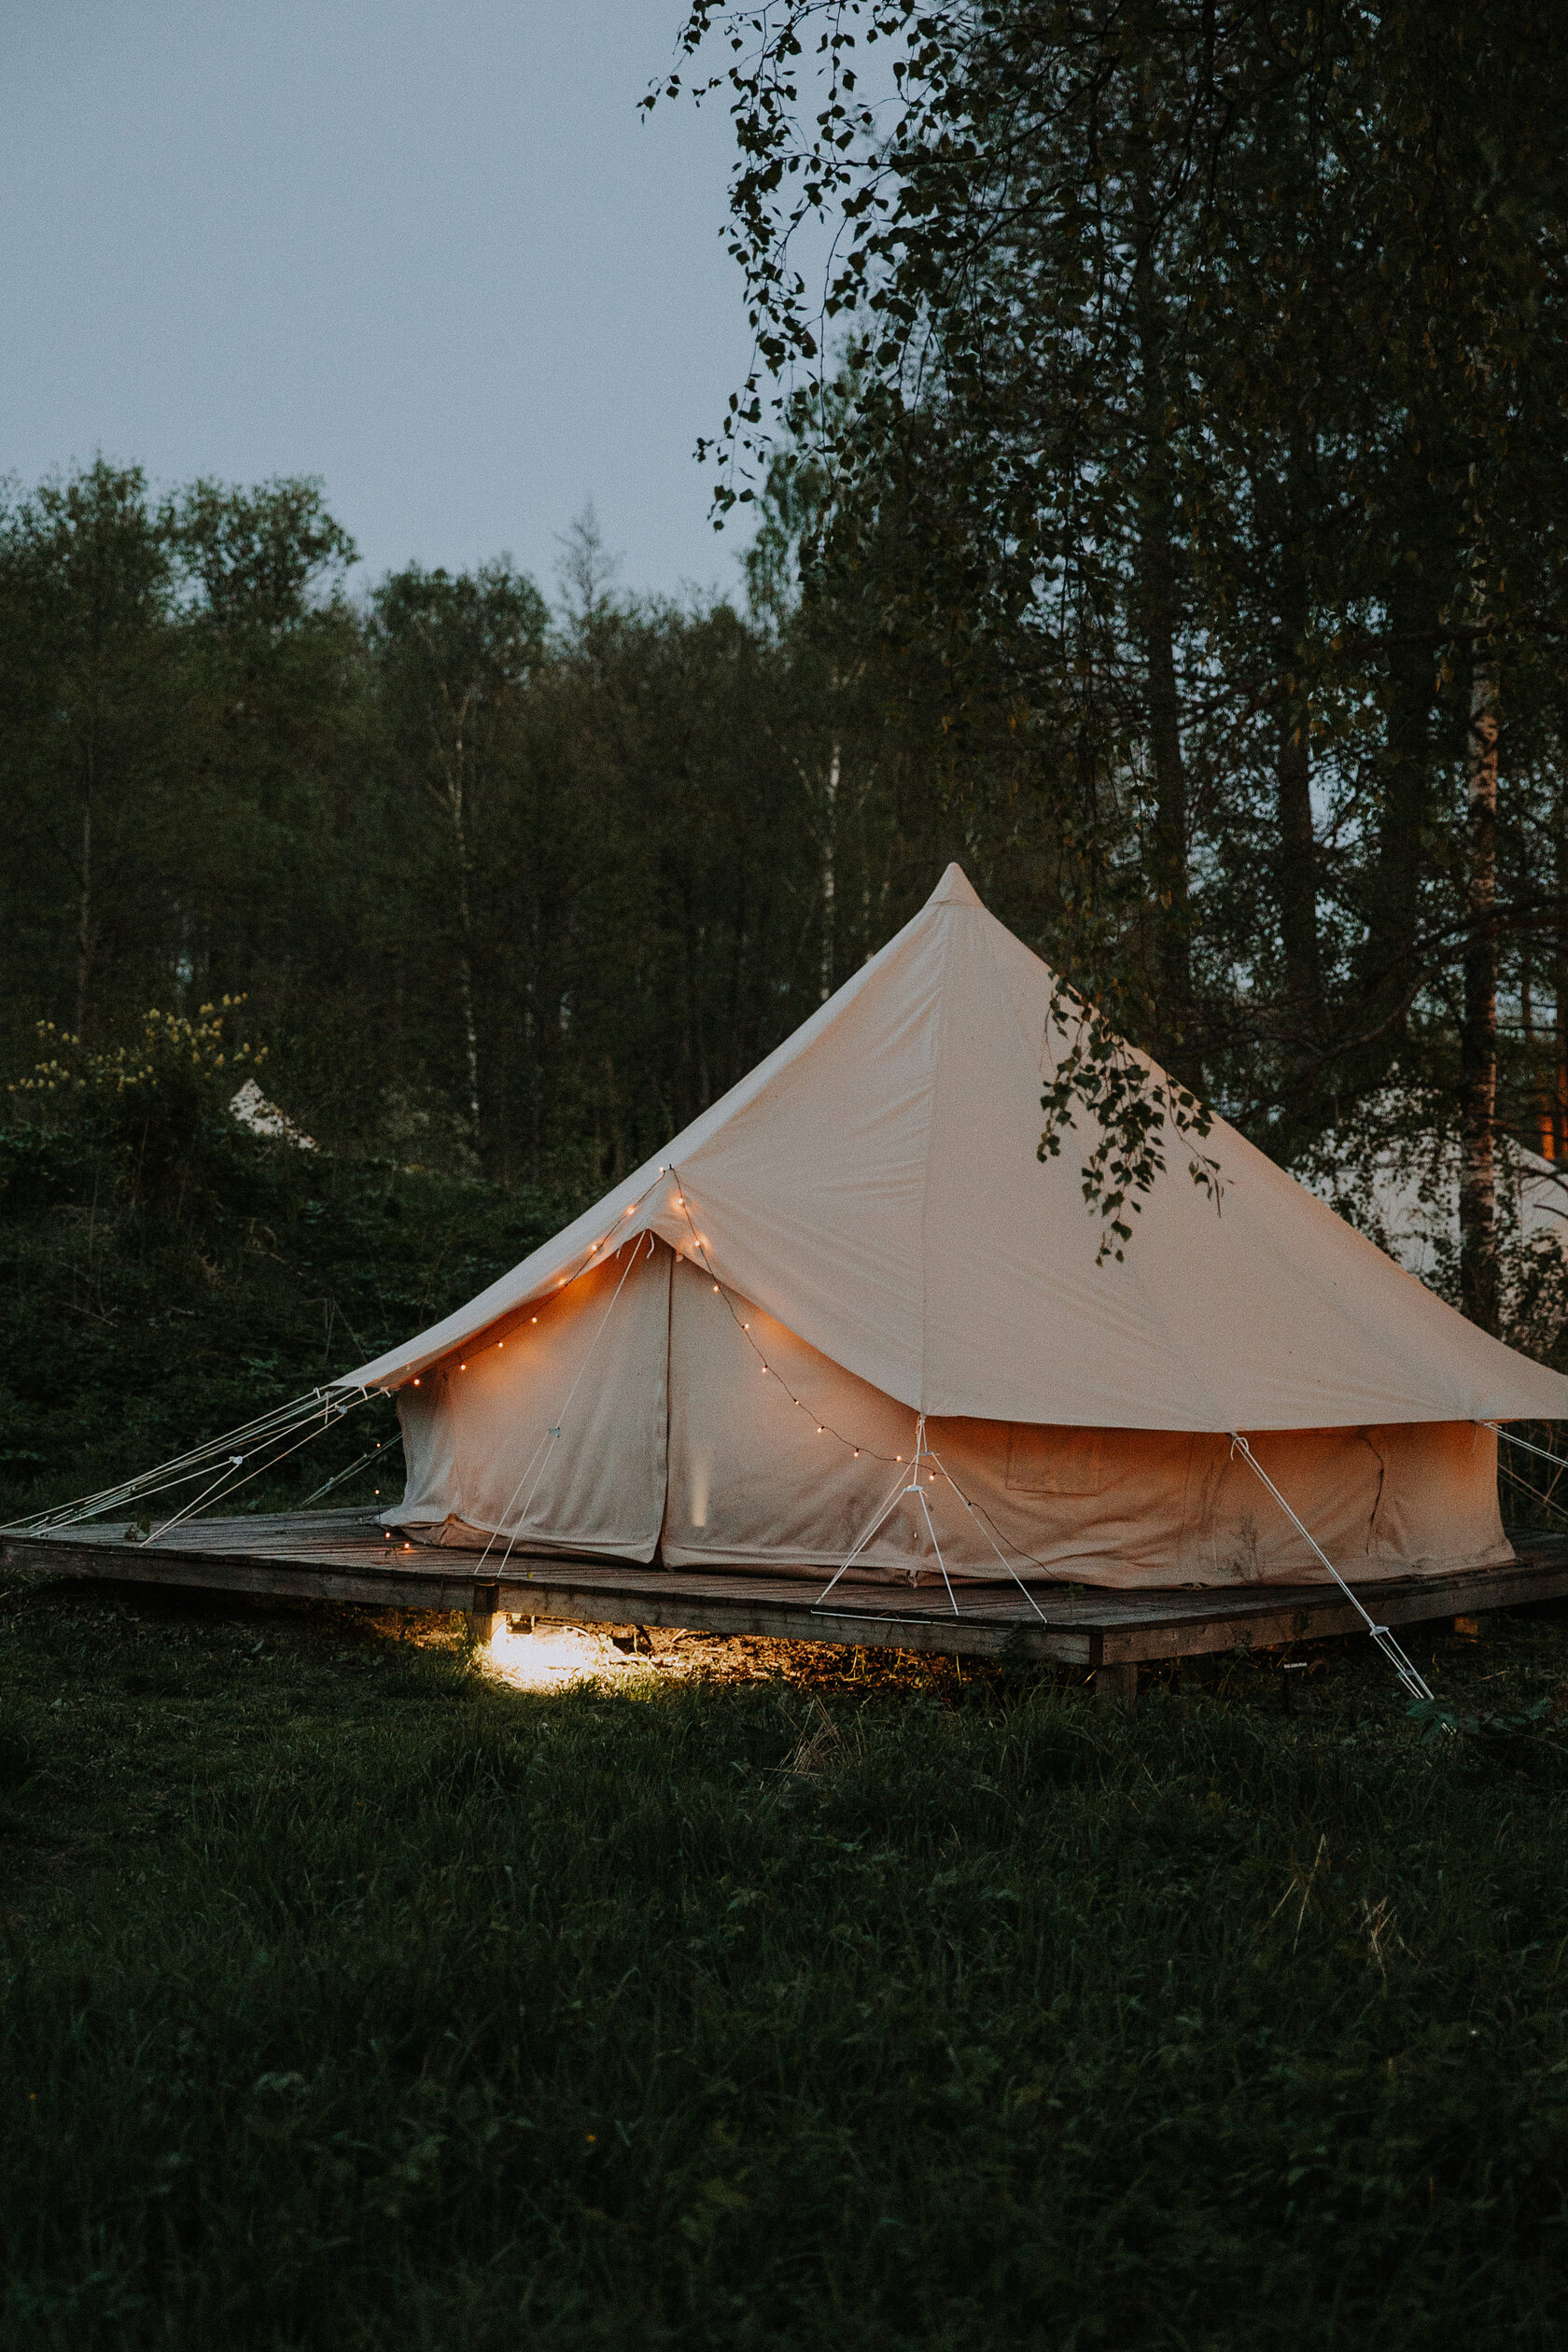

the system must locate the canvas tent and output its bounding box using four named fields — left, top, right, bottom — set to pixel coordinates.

left=335, top=865, right=1566, bottom=1593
